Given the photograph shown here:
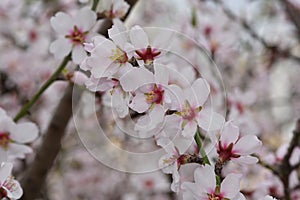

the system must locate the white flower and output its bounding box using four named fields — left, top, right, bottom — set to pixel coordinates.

left=0, top=108, right=38, bottom=162
left=0, top=162, right=23, bottom=200
left=168, top=78, right=225, bottom=138
left=98, top=0, right=129, bottom=19
left=182, top=165, right=244, bottom=200
left=49, top=7, right=97, bottom=64
left=217, top=121, right=262, bottom=164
